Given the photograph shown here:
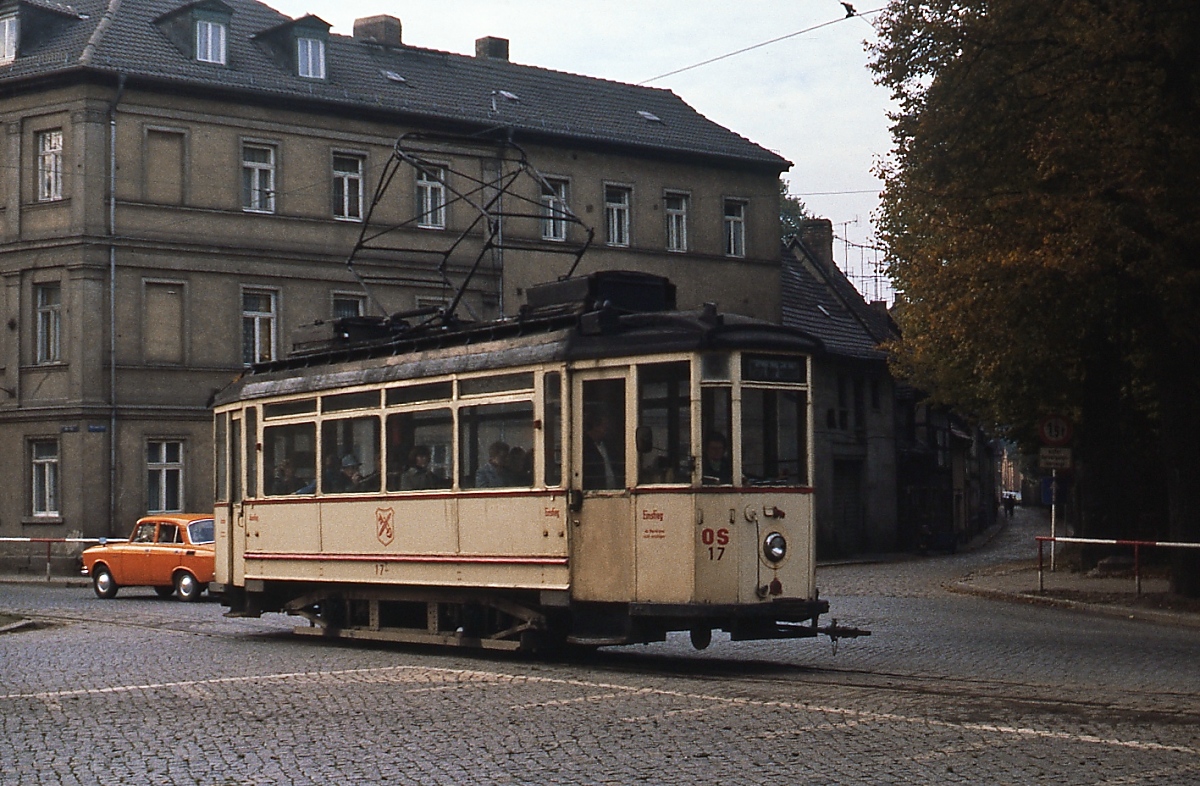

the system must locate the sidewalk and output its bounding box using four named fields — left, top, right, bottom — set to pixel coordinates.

left=950, top=558, right=1200, bottom=630
left=948, top=513, right=1200, bottom=630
